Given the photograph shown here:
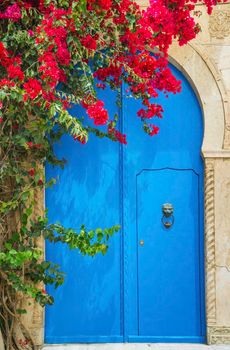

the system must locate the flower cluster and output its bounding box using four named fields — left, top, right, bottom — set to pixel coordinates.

left=23, top=78, right=43, bottom=100
left=0, top=0, right=223, bottom=145
left=86, top=100, right=109, bottom=125
left=0, top=42, right=24, bottom=82
left=0, top=4, right=21, bottom=21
